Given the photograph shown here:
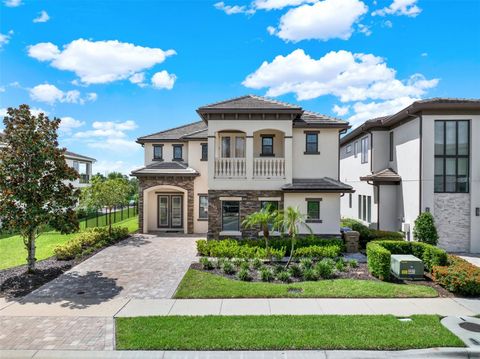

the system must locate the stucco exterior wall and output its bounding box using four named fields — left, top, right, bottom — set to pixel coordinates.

left=378, top=185, right=399, bottom=231
left=188, top=141, right=209, bottom=233
left=144, top=142, right=189, bottom=166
